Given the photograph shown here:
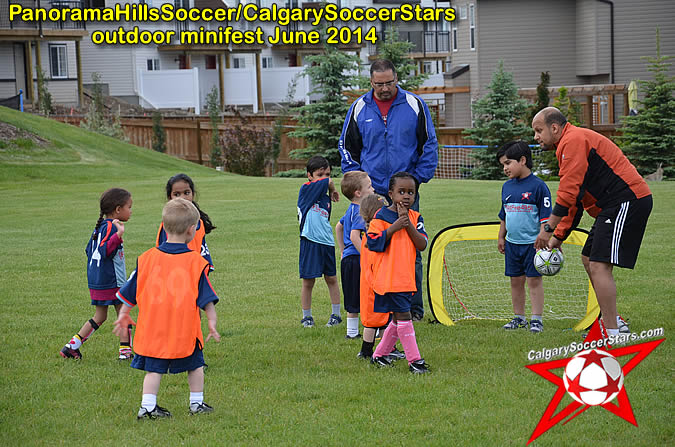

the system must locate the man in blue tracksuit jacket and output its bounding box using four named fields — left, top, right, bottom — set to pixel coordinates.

left=338, top=59, right=438, bottom=320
